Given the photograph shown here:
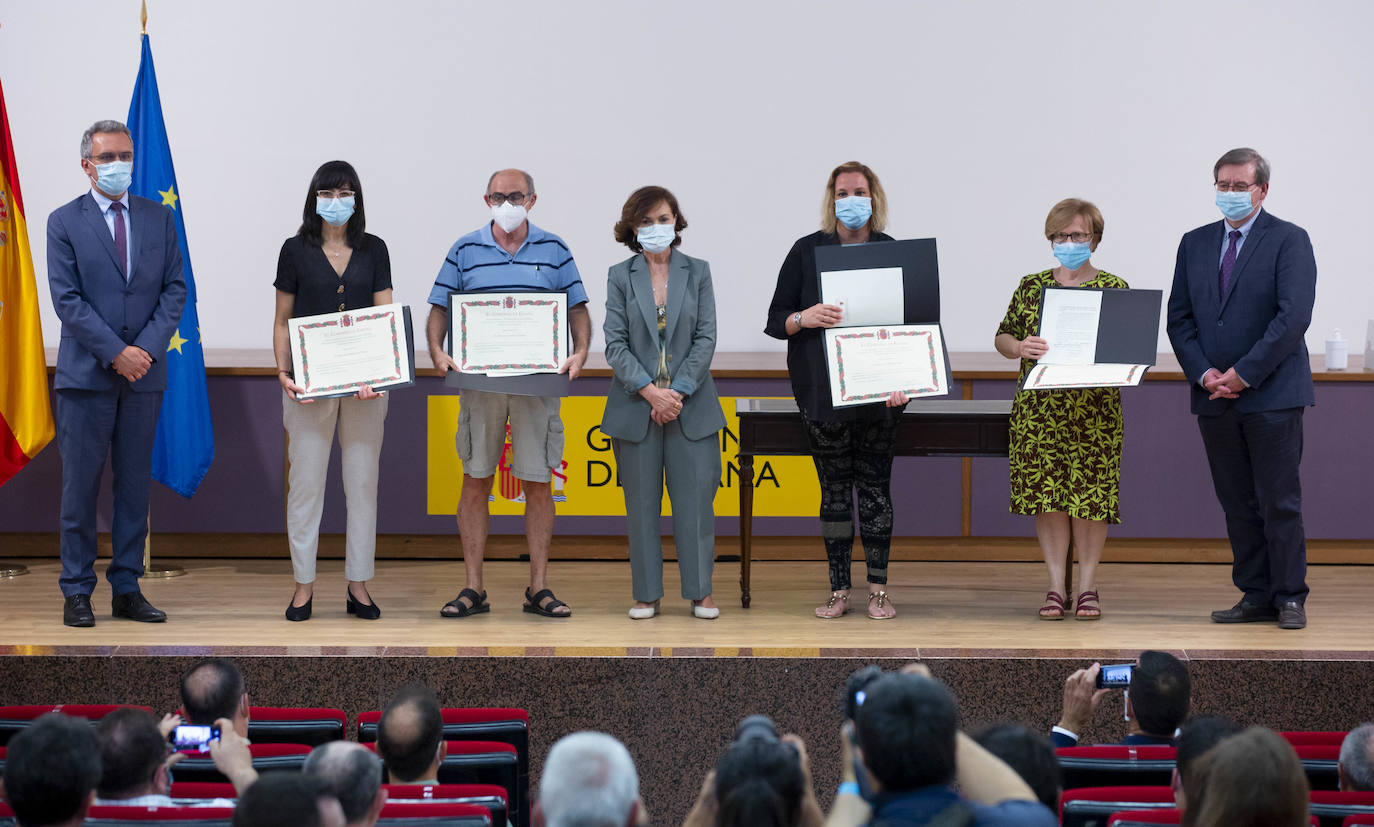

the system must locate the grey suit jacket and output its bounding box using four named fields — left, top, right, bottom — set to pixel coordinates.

left=600, top=249, right=725, bottom=443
